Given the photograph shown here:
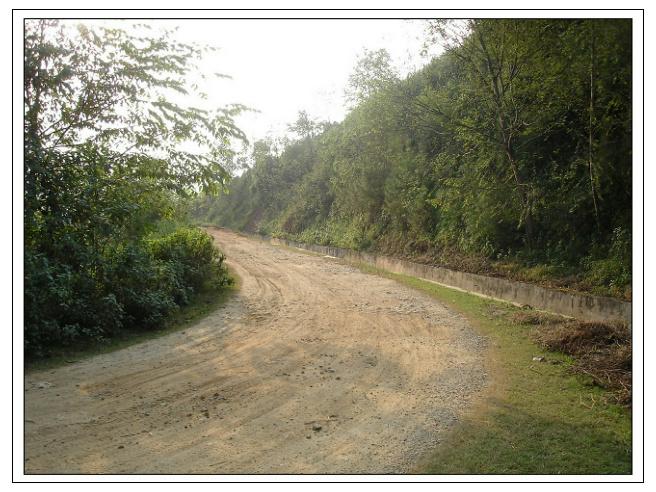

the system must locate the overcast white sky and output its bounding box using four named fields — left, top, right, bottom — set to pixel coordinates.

left=74, top=19, right=437, bottom=145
